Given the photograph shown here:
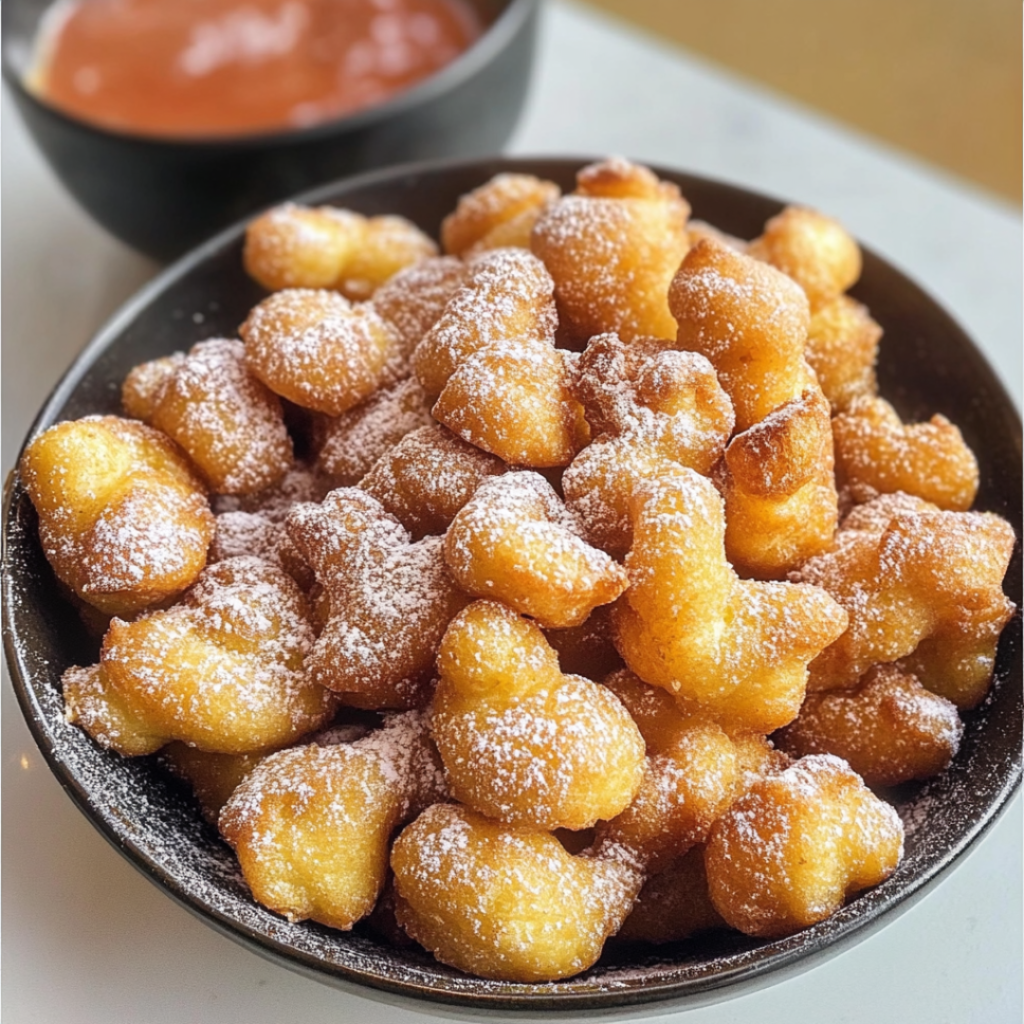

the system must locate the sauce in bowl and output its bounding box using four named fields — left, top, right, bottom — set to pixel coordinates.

left=29, top=0, right=482, bottom=137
